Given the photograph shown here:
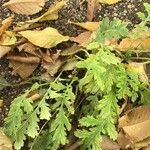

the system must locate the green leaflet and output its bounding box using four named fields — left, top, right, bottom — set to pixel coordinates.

left=75, top=92, right=118, bottom=150
left=95, top=18, right=128, bottom=43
